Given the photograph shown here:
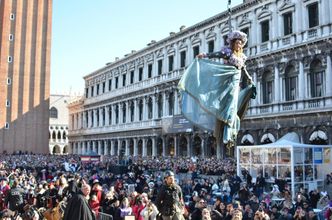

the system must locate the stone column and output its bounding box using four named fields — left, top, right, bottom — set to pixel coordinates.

left=126, top=101, right=130, bottom=123
left=152, top=137, right=156, bottom=156
left=298, top=59, right=305, bottom=109
left=111, top=140, right=115, bottom=156
left=104, top=140, right=108, bottom=155
left=93, top=109, right=98, bottom=127
left=125, top=139, right=129, bottom=156
left=174, top=89, right=179, bottom=115
left=119, top=103, right=123, bottom=124
left=326, top=54, right=332, bottom=97
left=134, top=99, right=138, bottom=122
left=187, top=39, right=193, bottom=63
left=87, top=141, right=91, bottom=153
left=97, top=141, right=102, bottom=155
left=142, top=138, right=147, bottom=157
left=143, top=97, right=147, bottom=120
left=274, top=65, right=280, bottom=102
left=162, top=92, right=167, bottom=117
left=152, top=95, right=157, bottom=119
left=295, top=0, right=303, bottom=34
left=162, top=136, right=166, bottom=157
left=99, top=108, right=103, bottom=127
left=165, top=92, right=170, bottom=116
left=111, top=104, right=116, bottom=125
left=133, top=138, right=138, bottom=156
left=105, top=106, right=110, bottom=126
left=273, top=65, right=280, bottom=112
left=174, top=44, right=179, bottom=69
left=93, top=141, right=97, bottom=153
left=117, top=139, right=121, bottom=156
